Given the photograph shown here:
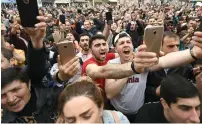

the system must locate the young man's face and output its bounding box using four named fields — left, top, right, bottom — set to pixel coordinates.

left=66, top=33, right=75, bottom=41
left=161, top=36, right=179, bottom=55
left=91, top=39, right=108, bottom=62
left=163, top=97, right=200, bottom=123
left=148, top=18, right=156, bottom=25
left=111, top=23, right=117, bottom=31
left=115, top=37, right=133, bottom=62
left=79, top=35, right=90, bottom=51
left=84, top=21, right=91, bottom=31
left=131, top=13, right=136, bottom=20
left=65, top=21, right=71, bottom=30
left=188, top=20, right=197, bottom=29
left=130, top=22, right=136, bottom=31
left=1, top=81, right=31, bottom=112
